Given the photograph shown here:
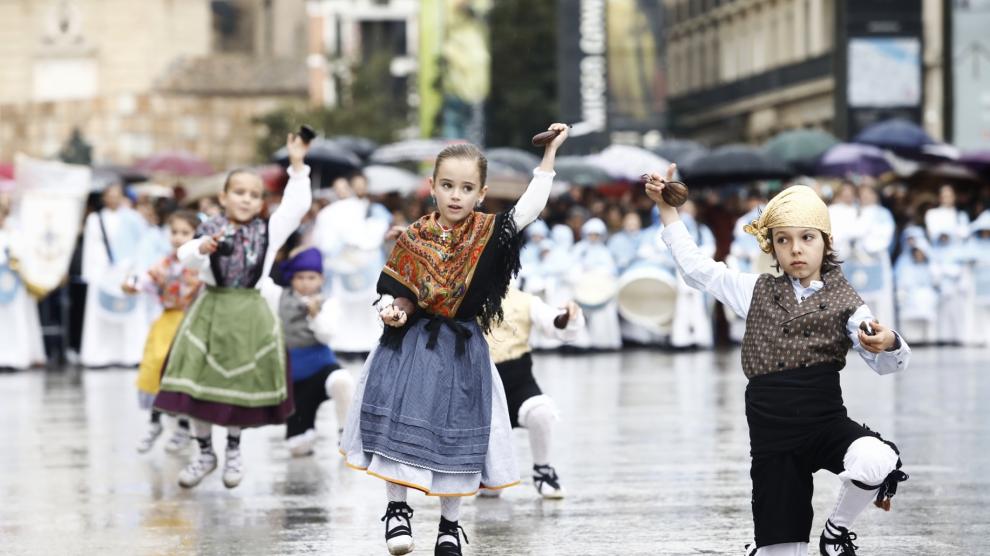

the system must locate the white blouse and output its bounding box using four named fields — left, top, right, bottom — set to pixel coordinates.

left=661, top=220, right=910, bottom=375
